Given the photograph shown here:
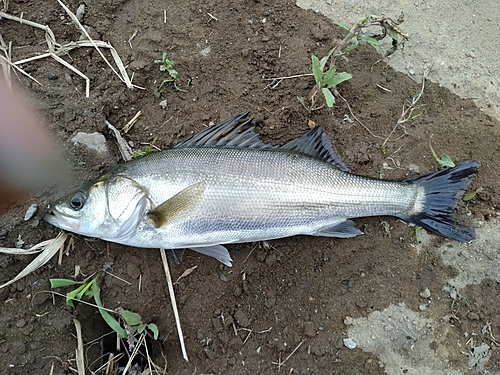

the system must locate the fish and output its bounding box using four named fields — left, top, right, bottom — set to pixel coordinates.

left=45, top=112, right=479, bottom=267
